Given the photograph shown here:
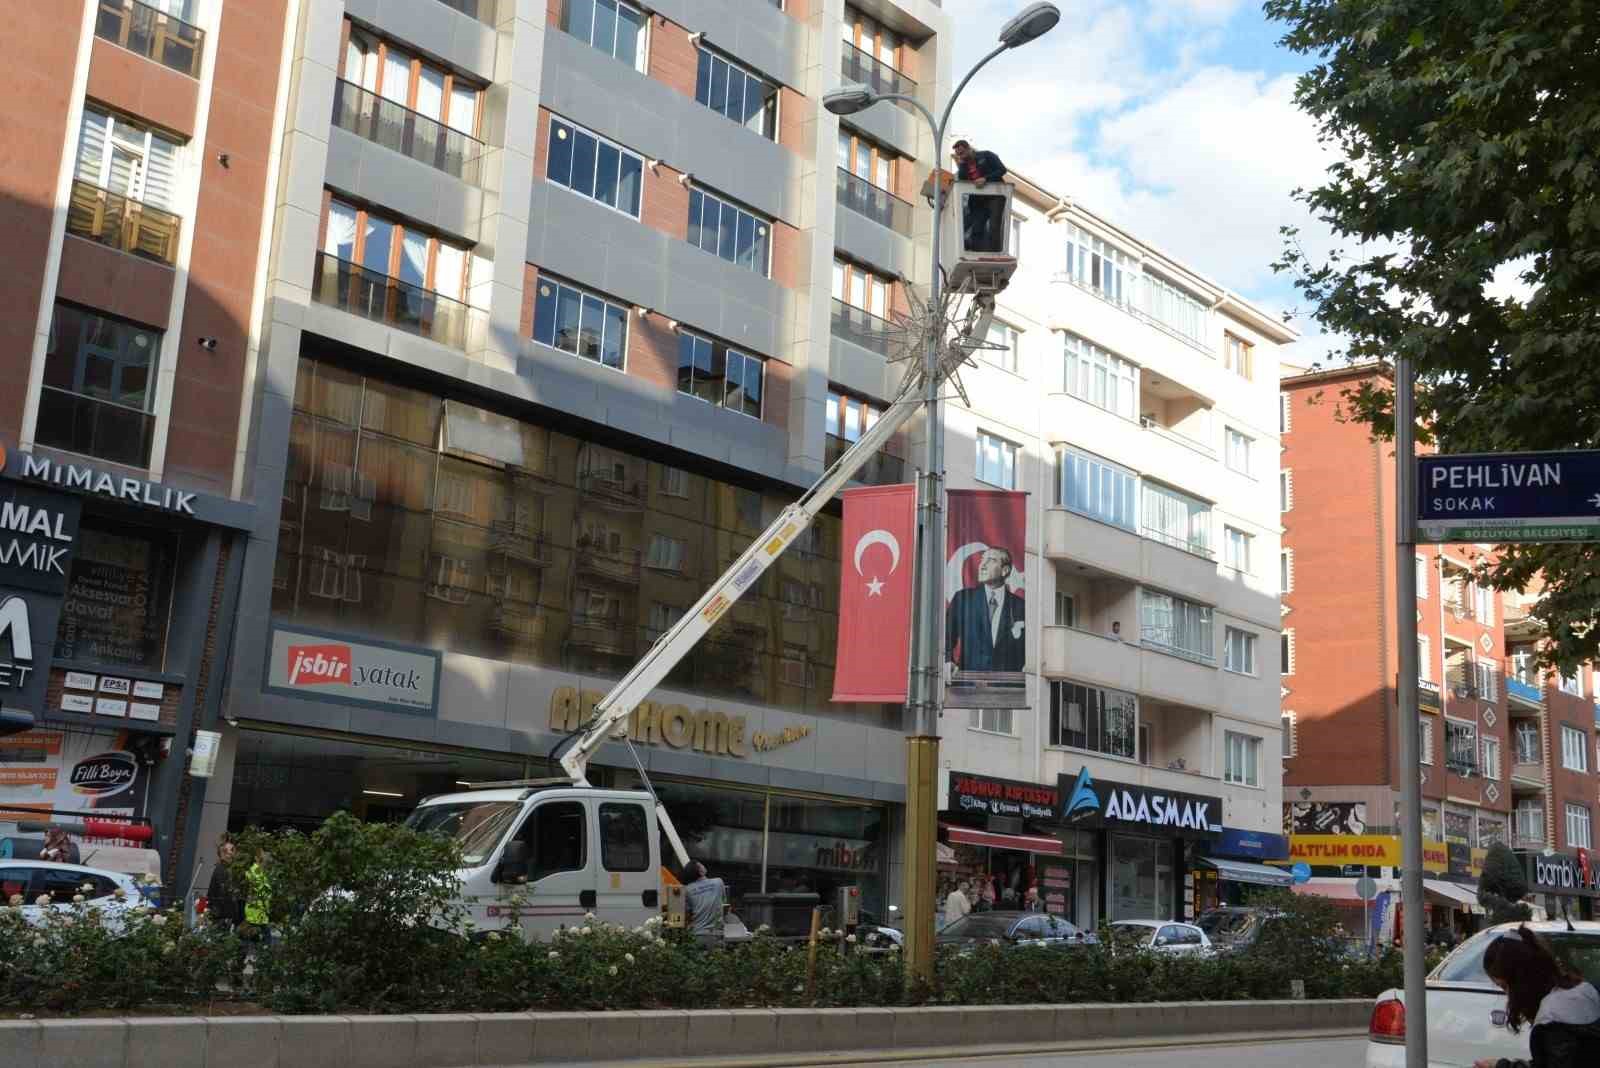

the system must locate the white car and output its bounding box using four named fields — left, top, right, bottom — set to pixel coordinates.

left=1109, top=919, right=1213, bottom=956
left=1365, top=920, right=1600, bottom=1067
left=0, top=859, right=151, bottom=931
